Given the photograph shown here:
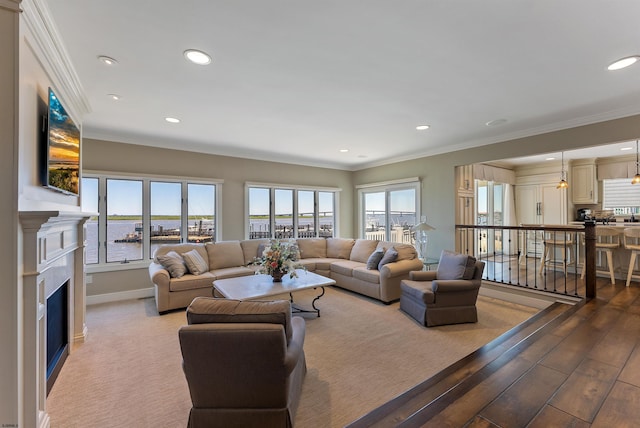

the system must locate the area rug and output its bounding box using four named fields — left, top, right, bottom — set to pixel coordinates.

left=46, top=286, right=538, bottom=428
